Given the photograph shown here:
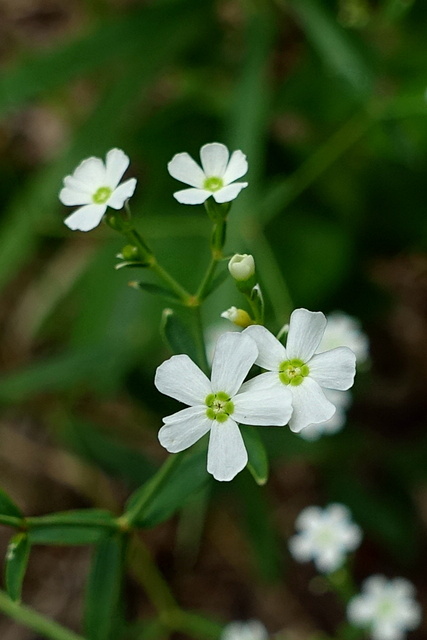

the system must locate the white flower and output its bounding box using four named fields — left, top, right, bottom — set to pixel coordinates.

left=221, top=620, right=269, bottom=640
left=348, top=576, right=421, bottom=640
left=289, top=503, right=362, bottom=573
left=167, top=142, right=248, bottom=204
left=59, top=148, right=137, bottom=231
left=243, top=309, right=356, bottom=432
left=155, top=332, right=292, bottom=481
left=298, top=389, right=351, bottom=441
left=318, top=312, right=369, bottom=365
left=228, top=254, right=255, bottom=281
